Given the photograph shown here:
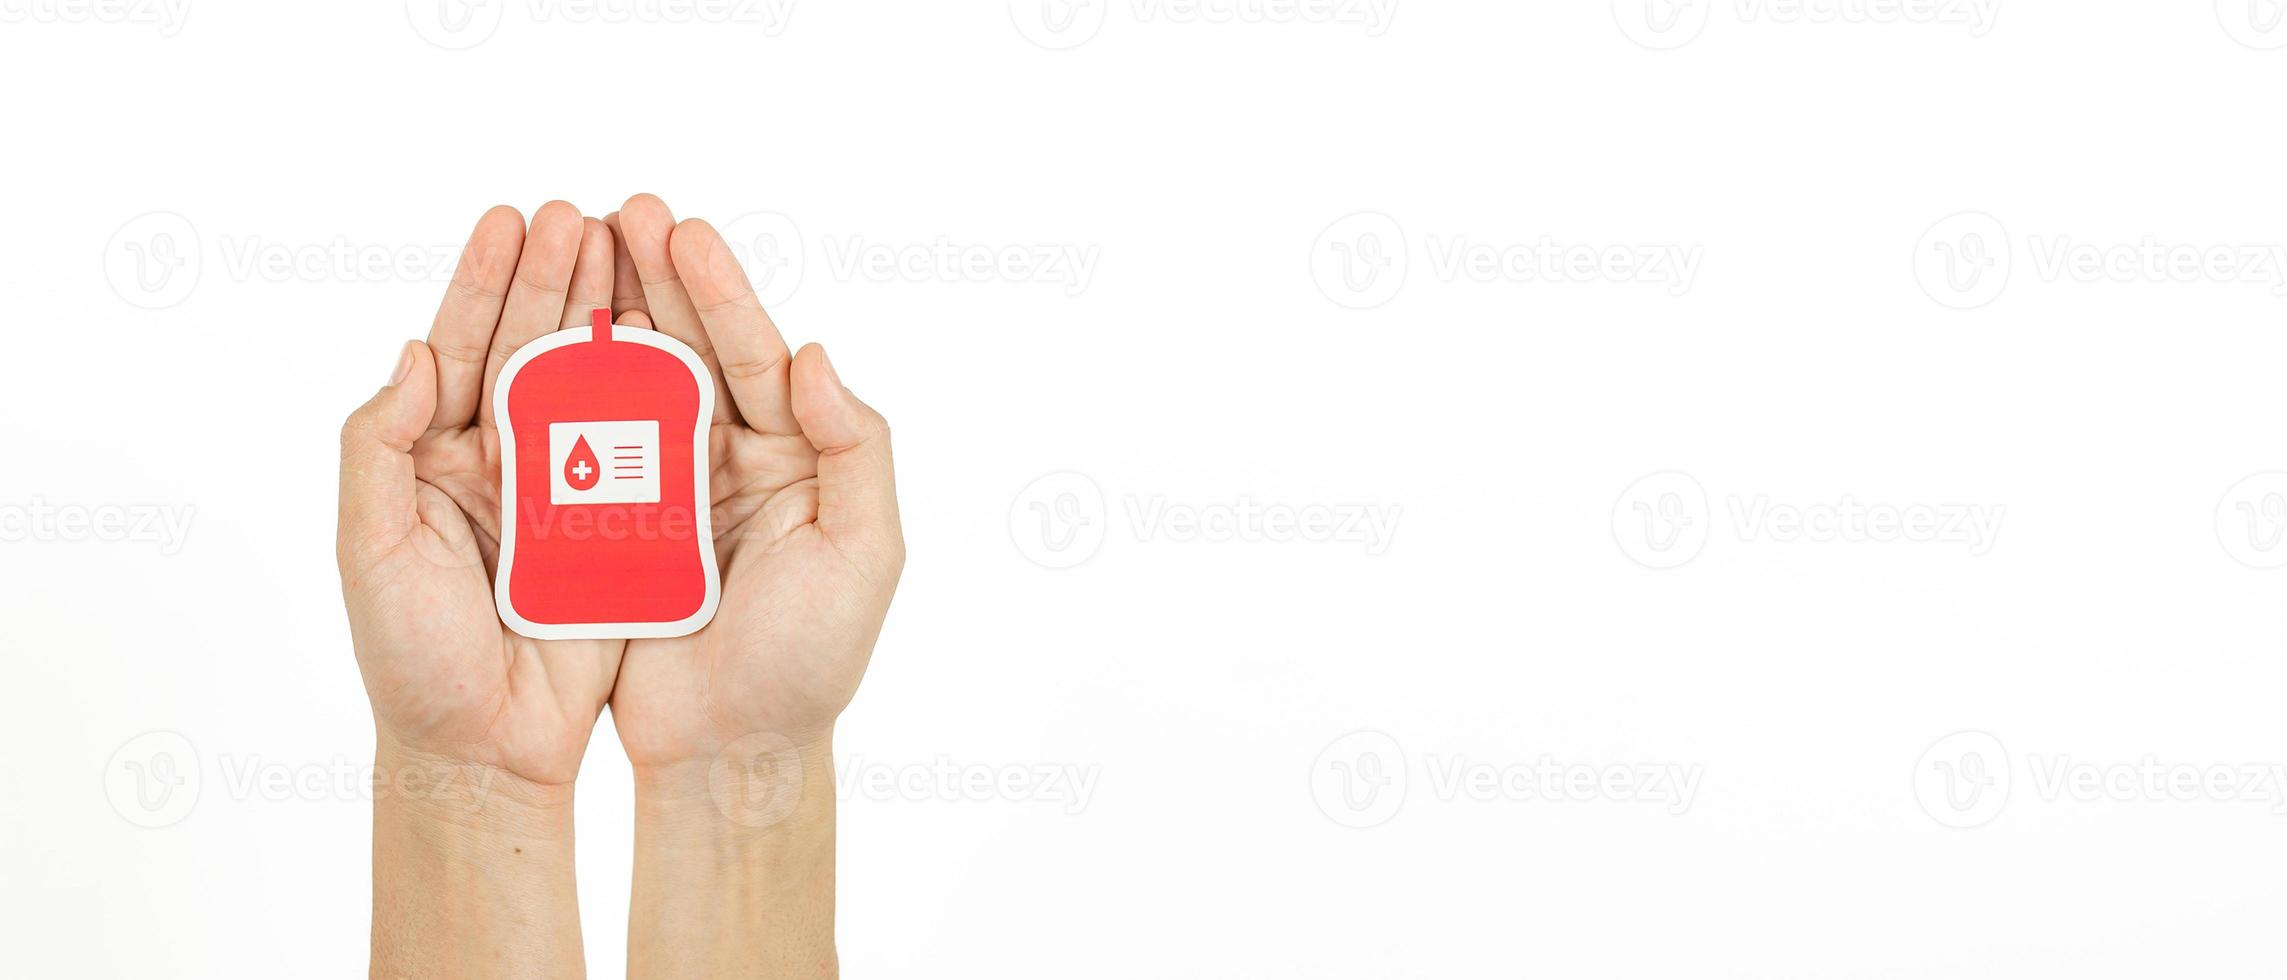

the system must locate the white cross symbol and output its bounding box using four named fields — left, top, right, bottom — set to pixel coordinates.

left=572, top=461, right=592, bottom=482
